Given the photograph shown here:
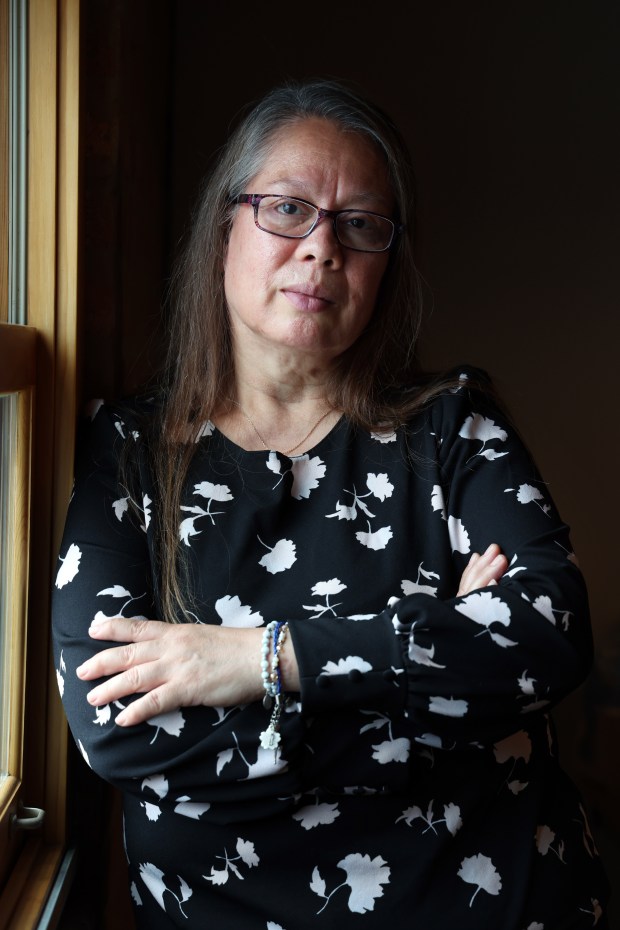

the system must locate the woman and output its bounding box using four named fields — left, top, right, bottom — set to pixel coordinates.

left=52, top=79, right=609, bottom=928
